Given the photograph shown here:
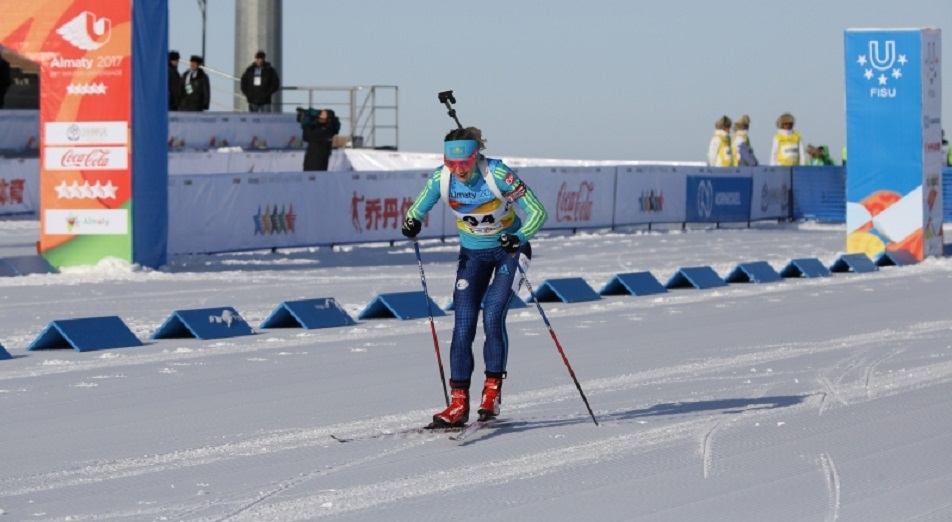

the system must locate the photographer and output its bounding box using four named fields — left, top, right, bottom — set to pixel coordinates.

left=301, top=108, right=340, bottom=171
